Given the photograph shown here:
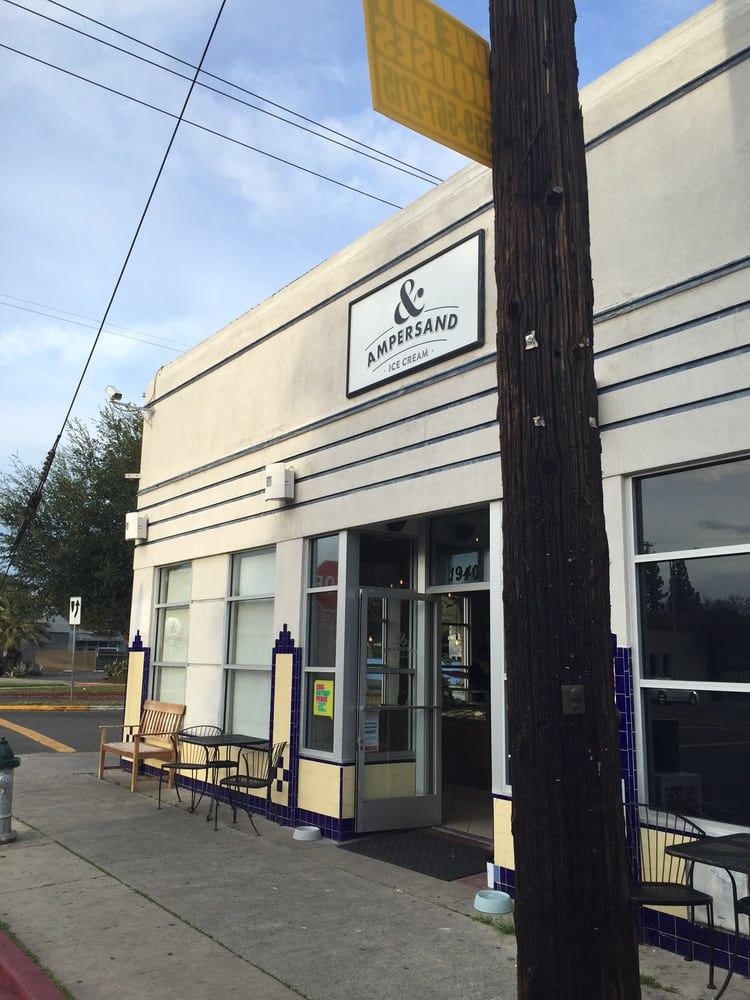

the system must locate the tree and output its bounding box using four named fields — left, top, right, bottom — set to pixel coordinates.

left=489, top=1, right=640, bottom=997
left=668, top=559, right=701, bottom=615
left=641, top=543, right=666, bottom=614
left=0, top=405, right=142, bottom=637
left=0, top=581, right=48, bottom=675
